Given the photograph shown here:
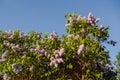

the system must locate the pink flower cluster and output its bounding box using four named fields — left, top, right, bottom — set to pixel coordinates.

left=49, top=32, right=58, bottom=40
left=98, top=25, right=104, bottom=36
left=50, top=48, right=65, bottom=67
left=12, top=63, right=23, bottom=74
left=65, top=12, right=100, bottom=27
left=5, top=30, right=29, bottom=39
left=3, top=40, right=10, bottom=46
left=87, top=12, right=100, bottom=25
left=35, top=32, right=41, bottom=38
left=31, top=48, right=44, bottom=55
left=65, top=16, right=74, bottom=27
left=0, top=51, right=8, bottom=63
left=6, top=30, right=14, bottom=39
left=50, top=57, right=63, bottom=67
left=67, top=34, right=79, bottom=39
left=77, top=44, right=85, bottom=55
left=23, top=51, right=27, bottom=58
left=12, top=44, right=20, bottom=52
left=99, top=25, right=104, bottom=32
left=3, top=40, right=20, bottom=52
left=19, top=32, right=25, bottom=38
left=29, top=65, right=34, bottom=71
left=77, top=15, right=86, bottom=21
left=3, top=74, right=11, bottom=80
left=30, top=47, right=50, bottom=57
left=0, top=73, right=10, bottom=80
